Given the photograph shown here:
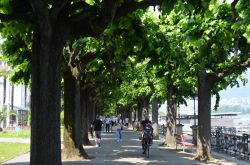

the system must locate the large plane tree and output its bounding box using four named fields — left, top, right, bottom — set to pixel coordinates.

left=0, top=0, right=163, bottom=164
left=170, top=0, right=250, bottom=160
